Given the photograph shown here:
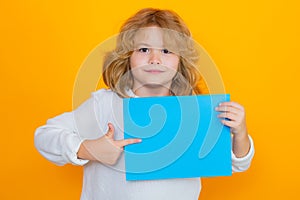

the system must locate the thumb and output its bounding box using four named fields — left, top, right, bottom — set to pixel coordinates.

left=105, top=123, right=114, bottom=139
